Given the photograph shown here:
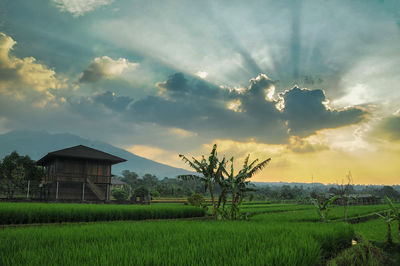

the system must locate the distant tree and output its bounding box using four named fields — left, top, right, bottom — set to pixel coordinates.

left=280, top=185, right=295, bottom=199
left=150, top=189, right=160, bottom=198
left=0, top=151, right=43, bottom=182
left=0, top=151, right=44, bottom=198
left=134, top=186, right=149, bottom=198
left=381, top=186, right=400, bottom=199
left=328, top=187, right=339, bottom=195
left=142, top=173, right=158, bottom=189
left=121, top=170, right=139, bottom=187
